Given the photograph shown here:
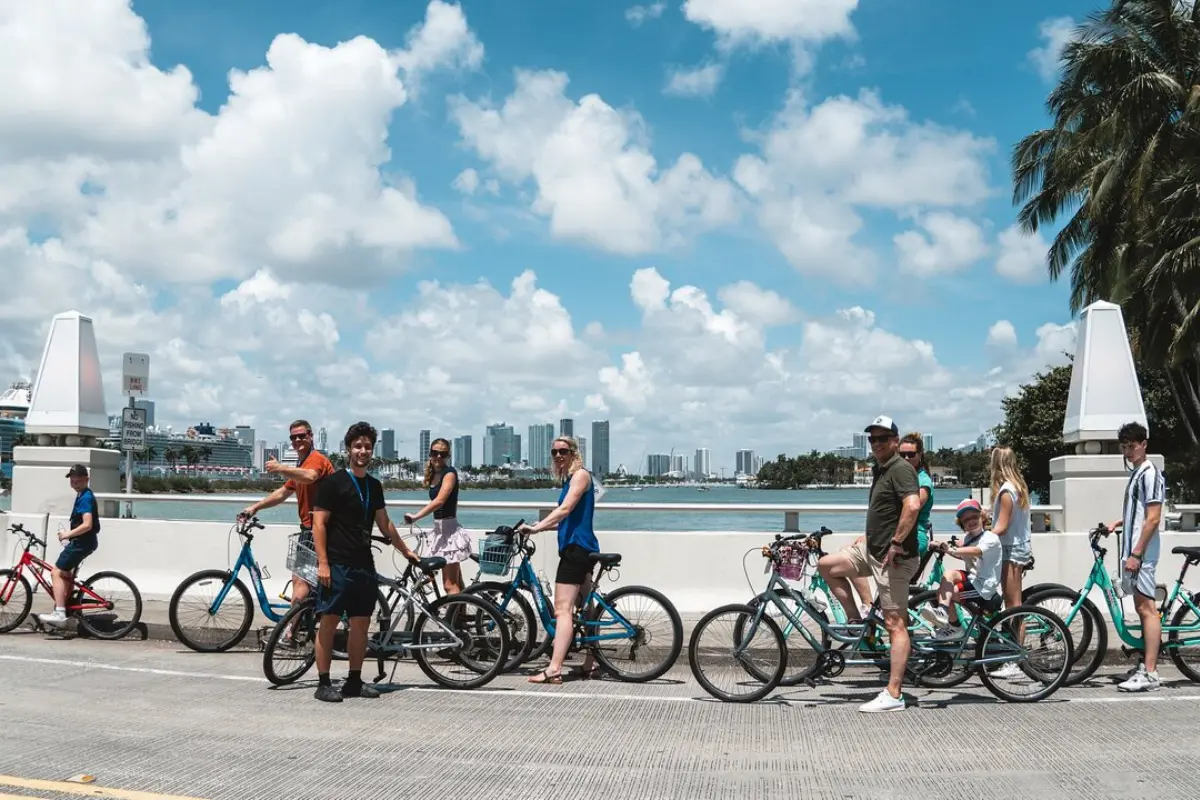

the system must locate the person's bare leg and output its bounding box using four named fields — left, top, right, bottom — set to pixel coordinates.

left=315, top=614, right=339, bottom=675
left=883, top=608, right=908, bottom=699
left=347, top=616, right=371, bottom=671
left=851, top=577, right=873, bottom=610
left=819, top=553, right=863, bottom=622
left=442, top=563, right=465, bottom=595
left=1135, top=593, right=1160, bottom=672
left=530, top=583, right=580, bottom=682
left=51, top=568, right=71, bottom=608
